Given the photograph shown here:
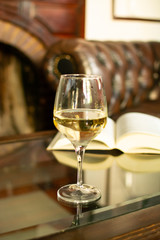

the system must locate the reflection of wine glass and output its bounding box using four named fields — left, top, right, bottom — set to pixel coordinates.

left=71, top=204, right=83, bottom=226
left=53, top=74, right=108, bottom=204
